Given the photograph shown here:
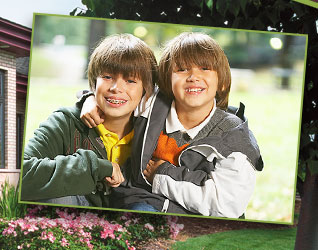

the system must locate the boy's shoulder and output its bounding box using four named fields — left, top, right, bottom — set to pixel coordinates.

left=213, top=108, right=244, bottom=133
left=41, top=105, right=83, bottom=130
left=55, top=105, right=81, bottom=119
